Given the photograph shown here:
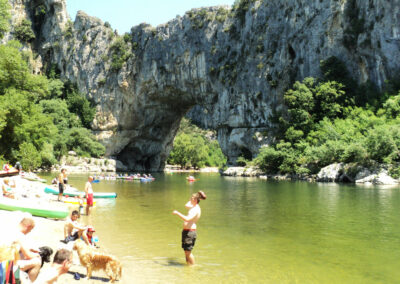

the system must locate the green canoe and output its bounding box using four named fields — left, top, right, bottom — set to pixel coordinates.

left=44, top=187, right=117, bottom=198
left=0, top=198, right=69, bottom=219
